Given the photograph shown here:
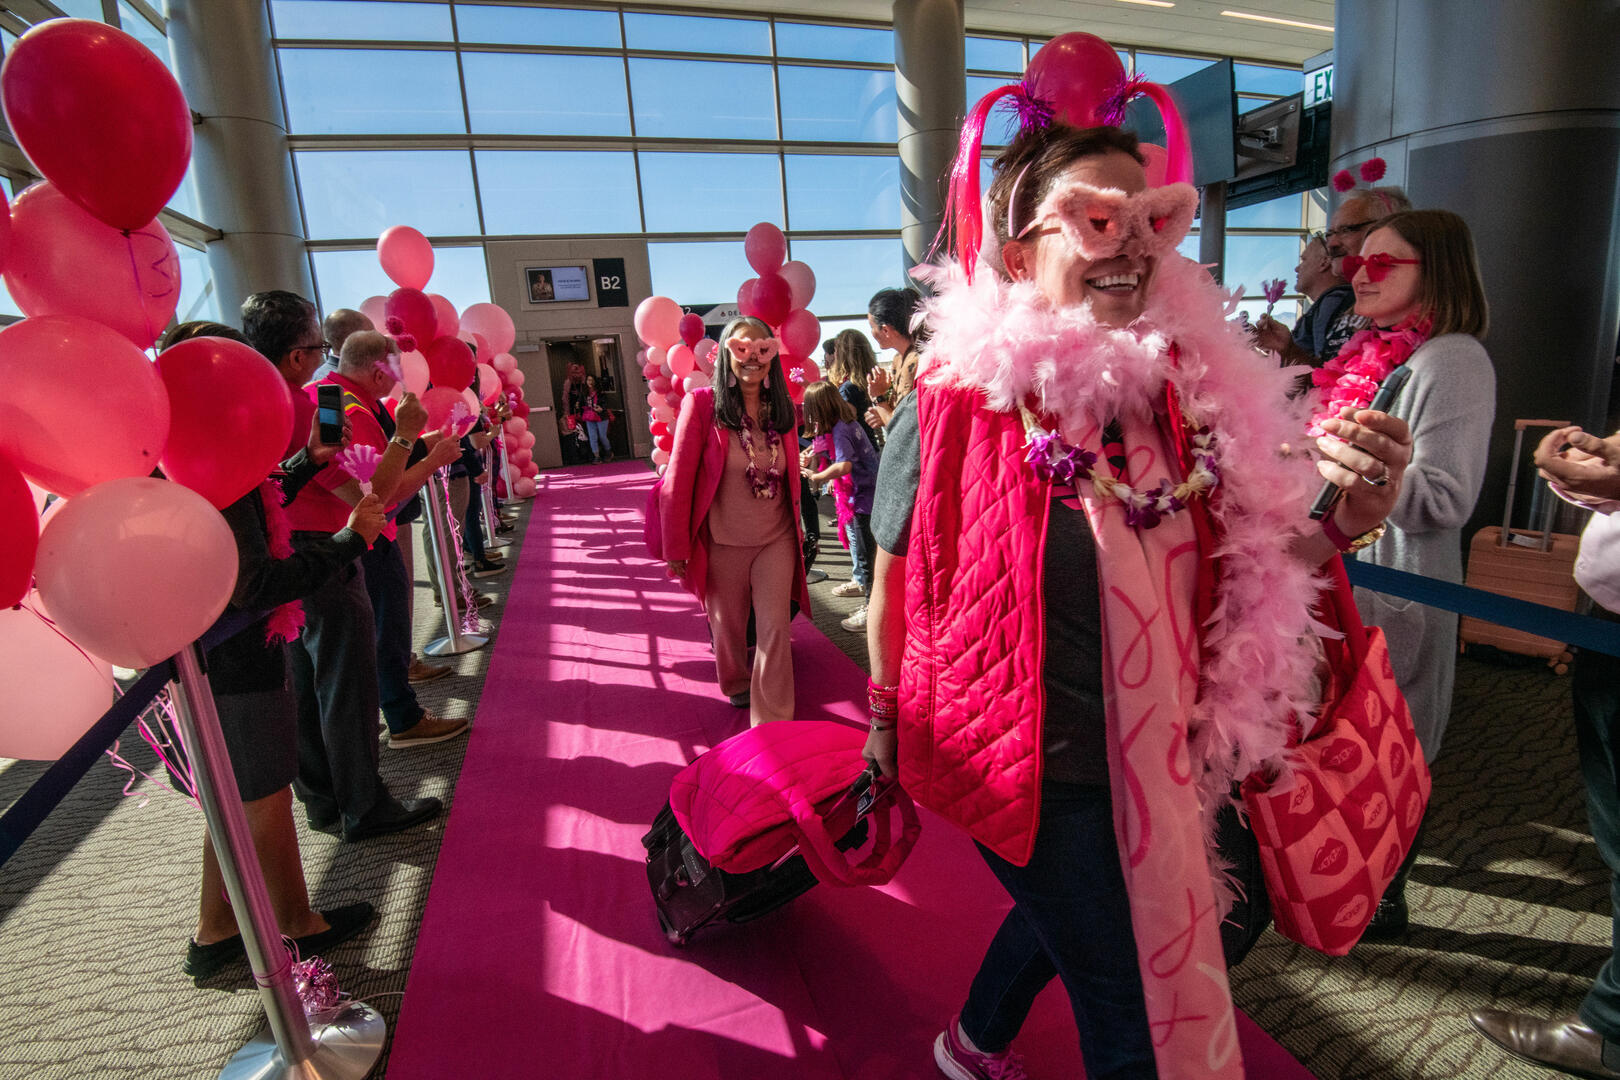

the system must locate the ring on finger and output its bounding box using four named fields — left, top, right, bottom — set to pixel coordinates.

left=1362, top=461, right=1391, bottom=487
